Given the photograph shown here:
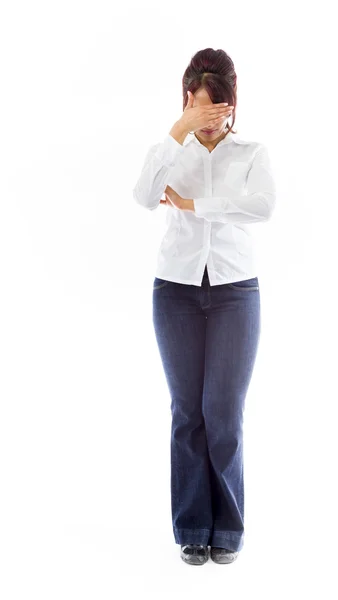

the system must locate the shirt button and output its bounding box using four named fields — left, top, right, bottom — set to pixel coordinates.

left=169, top=162, right=175, bottom=167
